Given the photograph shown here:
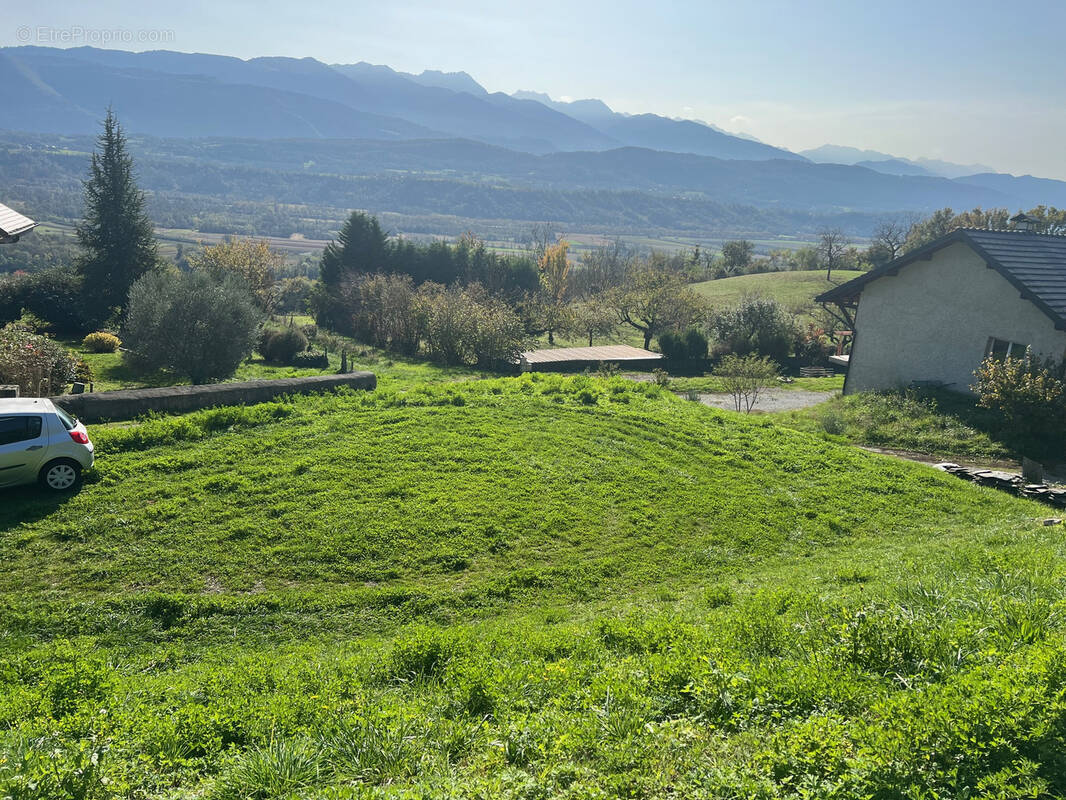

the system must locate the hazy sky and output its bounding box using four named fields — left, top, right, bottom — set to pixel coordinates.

left=6, top=0, right=1066, bottom=178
